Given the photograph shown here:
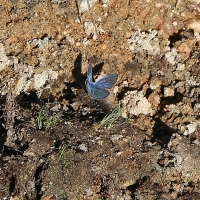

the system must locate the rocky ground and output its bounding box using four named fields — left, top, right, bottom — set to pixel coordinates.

left=0, top=0, right=200, bottom=199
